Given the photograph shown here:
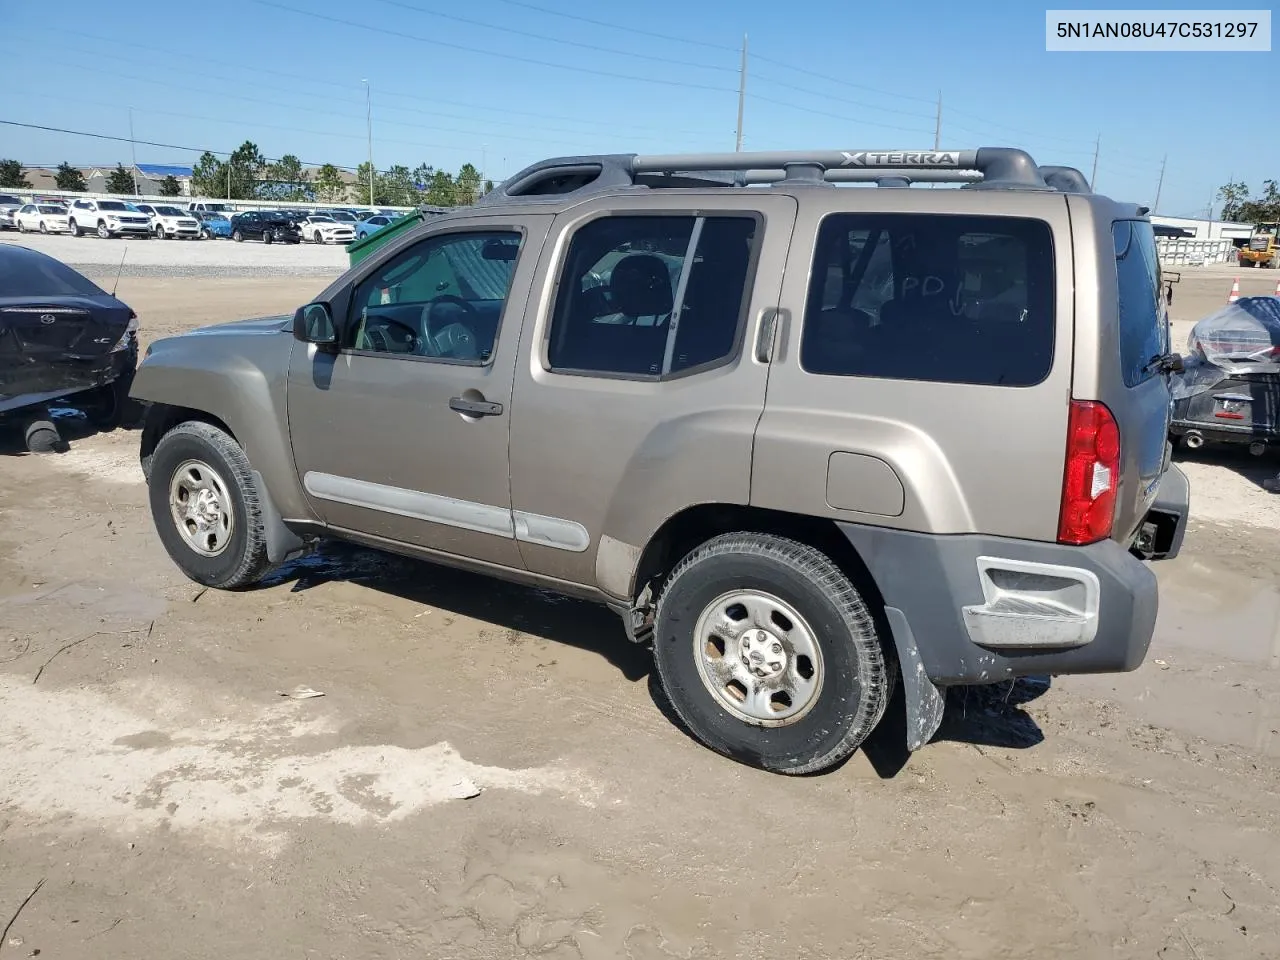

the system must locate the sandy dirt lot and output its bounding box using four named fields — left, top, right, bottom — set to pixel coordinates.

left=2, top=268, right=1280, bottom=959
